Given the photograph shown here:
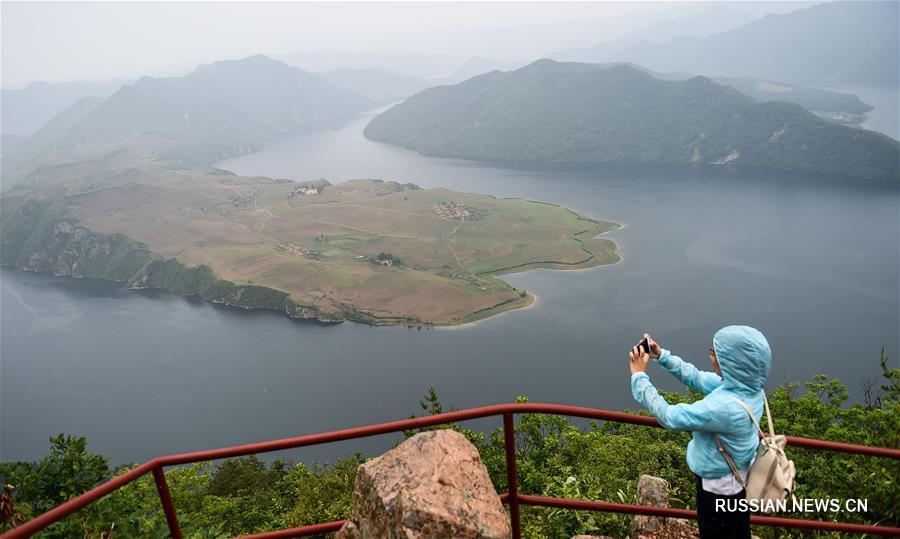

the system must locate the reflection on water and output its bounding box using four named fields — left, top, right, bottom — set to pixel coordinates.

left=2, top=110, right=898, bottom=465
